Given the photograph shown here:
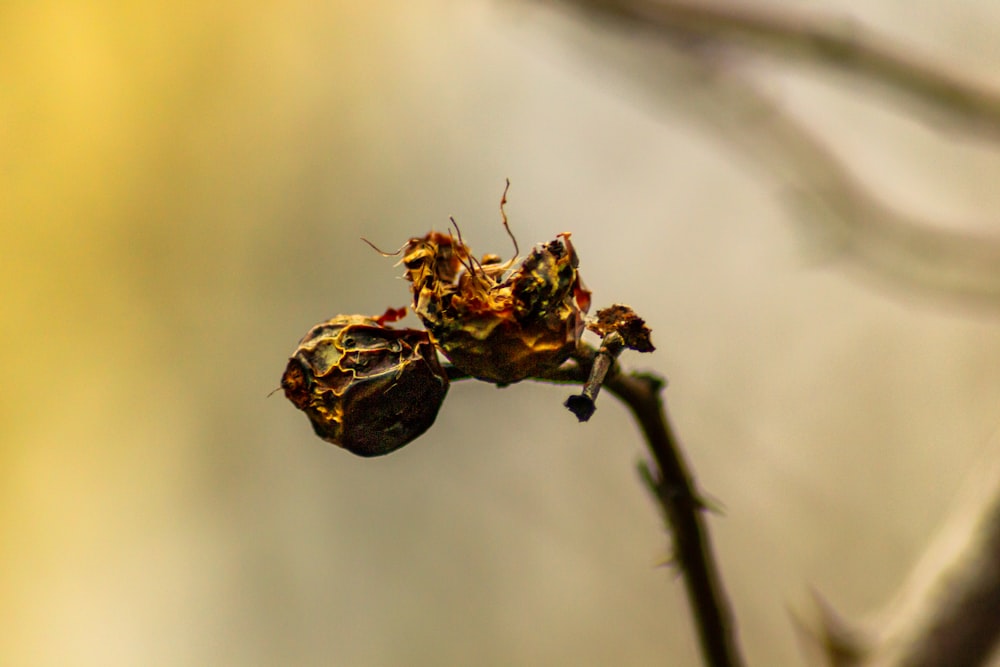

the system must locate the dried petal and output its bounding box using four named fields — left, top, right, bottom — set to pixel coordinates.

left=281, top=314, right=449, bottom=456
